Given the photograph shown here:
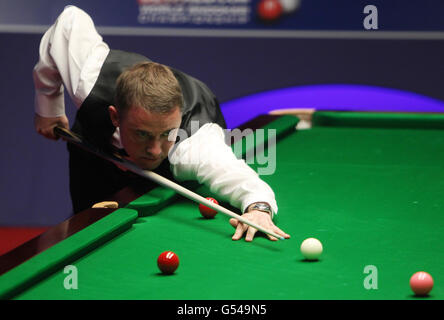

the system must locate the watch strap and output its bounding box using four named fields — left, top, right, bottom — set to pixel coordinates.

left=246, top=202, right=274, bottom=219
